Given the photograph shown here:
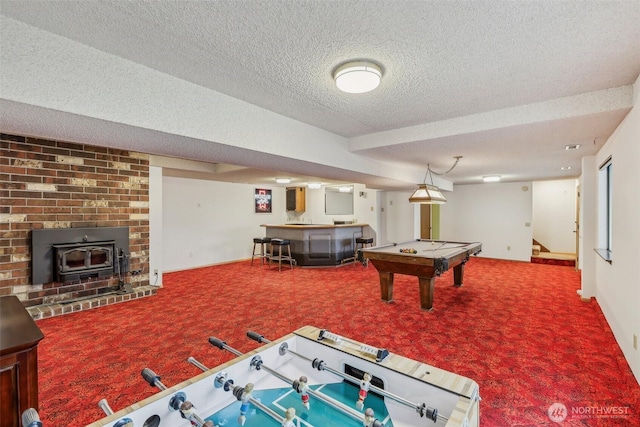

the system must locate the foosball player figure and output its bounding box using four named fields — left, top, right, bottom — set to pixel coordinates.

left=363, top=408, right=383, bottom=427
left=356, top=372, right=372, bottom=410
left=293, top=375, right=310, bottom=409
left=180, top=401, right=215, bottom=427
left=237, top=383, right=254, bottom=426
left=281, top=407, right=296, bottom=427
